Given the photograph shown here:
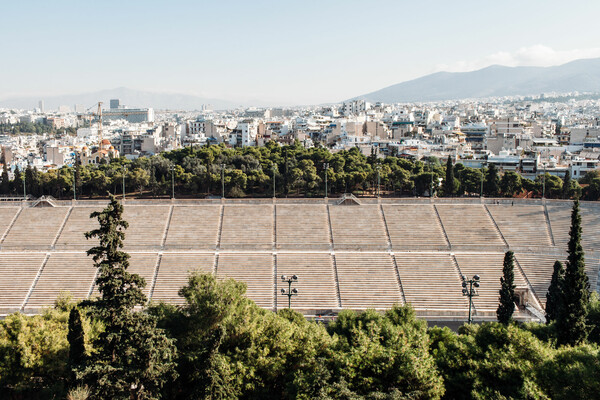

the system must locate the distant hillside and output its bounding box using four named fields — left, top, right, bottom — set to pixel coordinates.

left=0, top=87, right=245, bottom=111
left=349, top=58, right=600, bottom=103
